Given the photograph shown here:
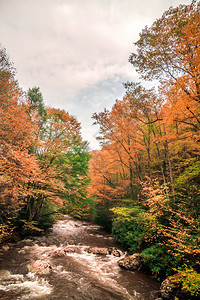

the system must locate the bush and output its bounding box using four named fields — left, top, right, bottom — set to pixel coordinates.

left=172, top=266, right=200, bottom=296
left=94, top=204, right=112, bottom=230
left=111, top=206, right=157, bottom=252
left=141, top=244, right=181, bottom=280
